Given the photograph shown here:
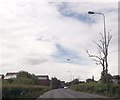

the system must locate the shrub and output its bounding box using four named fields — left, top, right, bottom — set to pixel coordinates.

left=2, top=84, right=51, bottom=99
left=70, top=83, right=120, bottom=99
left=2, top=71, right=40, bottom=85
